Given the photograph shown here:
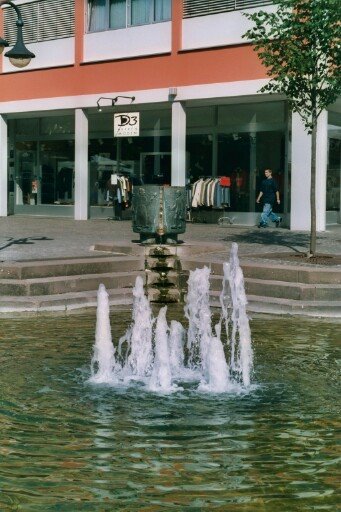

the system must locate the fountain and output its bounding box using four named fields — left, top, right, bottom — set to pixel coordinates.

left=88, top=243, right=253, bottom=393
left=2, top=257, right=339, bottom=509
